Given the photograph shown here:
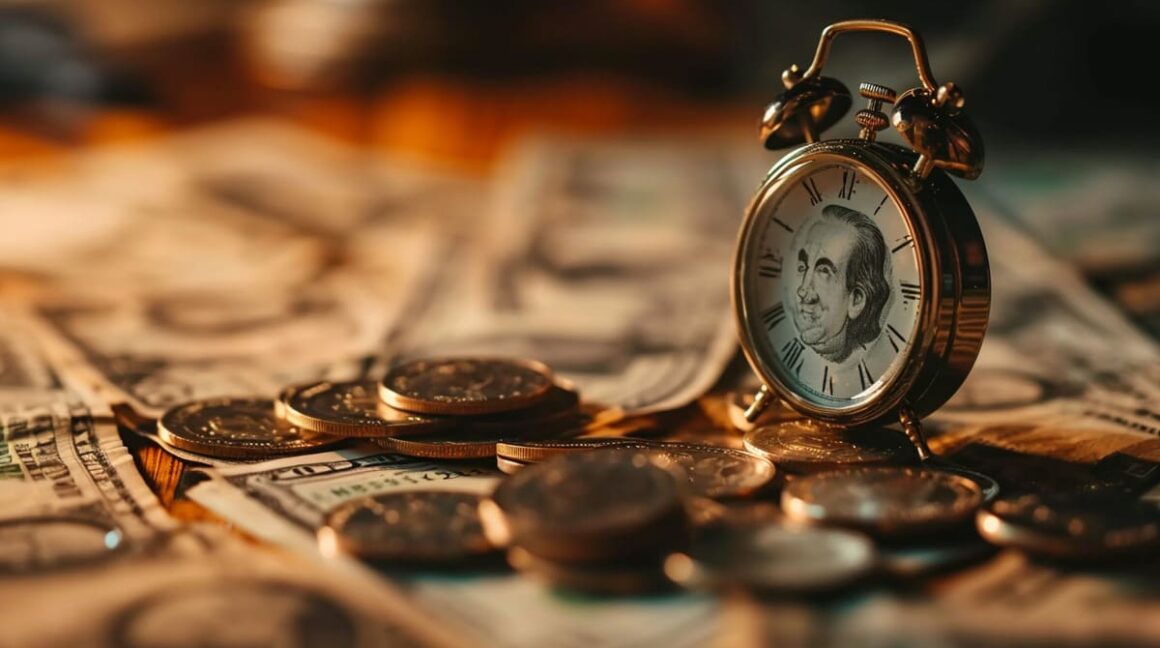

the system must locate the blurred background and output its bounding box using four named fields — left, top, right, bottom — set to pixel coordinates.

left=1, top=0, right=1158, bottom=336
